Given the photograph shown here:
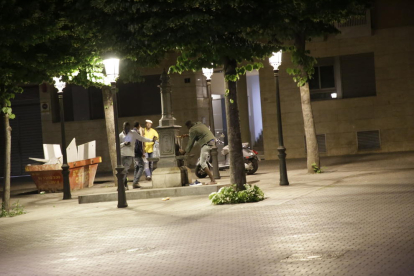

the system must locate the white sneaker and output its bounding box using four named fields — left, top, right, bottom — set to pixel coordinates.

left=190, top=180, right=202, bottom=186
